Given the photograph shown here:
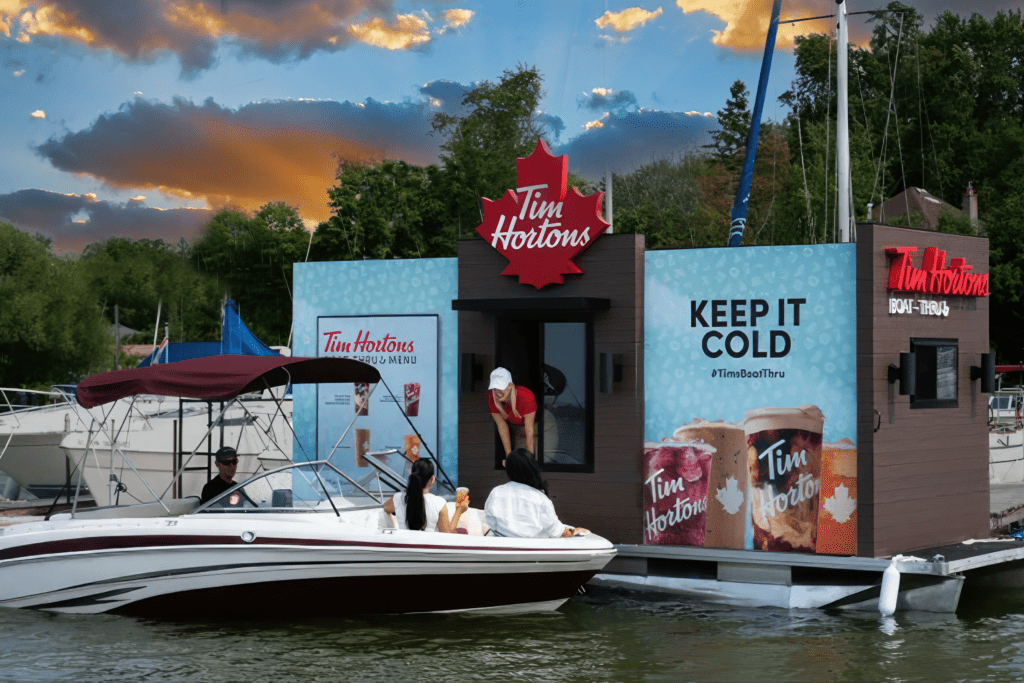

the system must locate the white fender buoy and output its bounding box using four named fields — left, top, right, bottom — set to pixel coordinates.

left=878, top=555, right=902, bottom=616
